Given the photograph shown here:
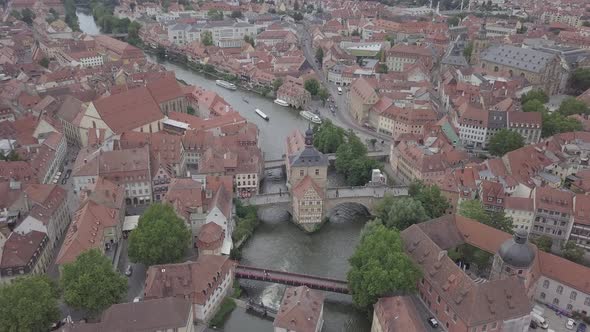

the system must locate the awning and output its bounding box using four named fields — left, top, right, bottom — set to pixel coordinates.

left=123, top=215, right=140, bottom=232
